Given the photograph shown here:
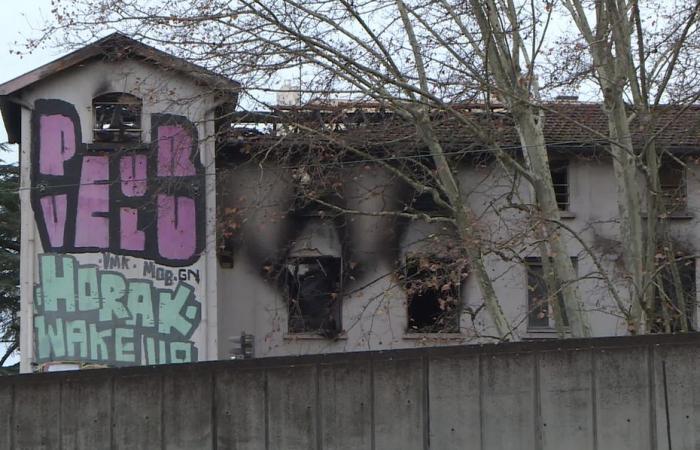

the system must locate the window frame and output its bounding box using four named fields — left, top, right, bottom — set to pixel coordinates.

left=400, top=254, right=465, bottom=334
left=284, top=255, right=343, bottom=336
left=92, top=92, right=143, bottom=144
left=658, top=157, right=688, bottom=214
left=549, top=159, right=570, bottom=212
left=525, top=256, right=577, bottom=332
